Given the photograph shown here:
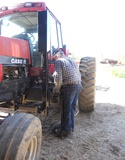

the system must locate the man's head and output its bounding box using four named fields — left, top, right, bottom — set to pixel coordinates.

left=52, top=49, right=64, bottom=60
